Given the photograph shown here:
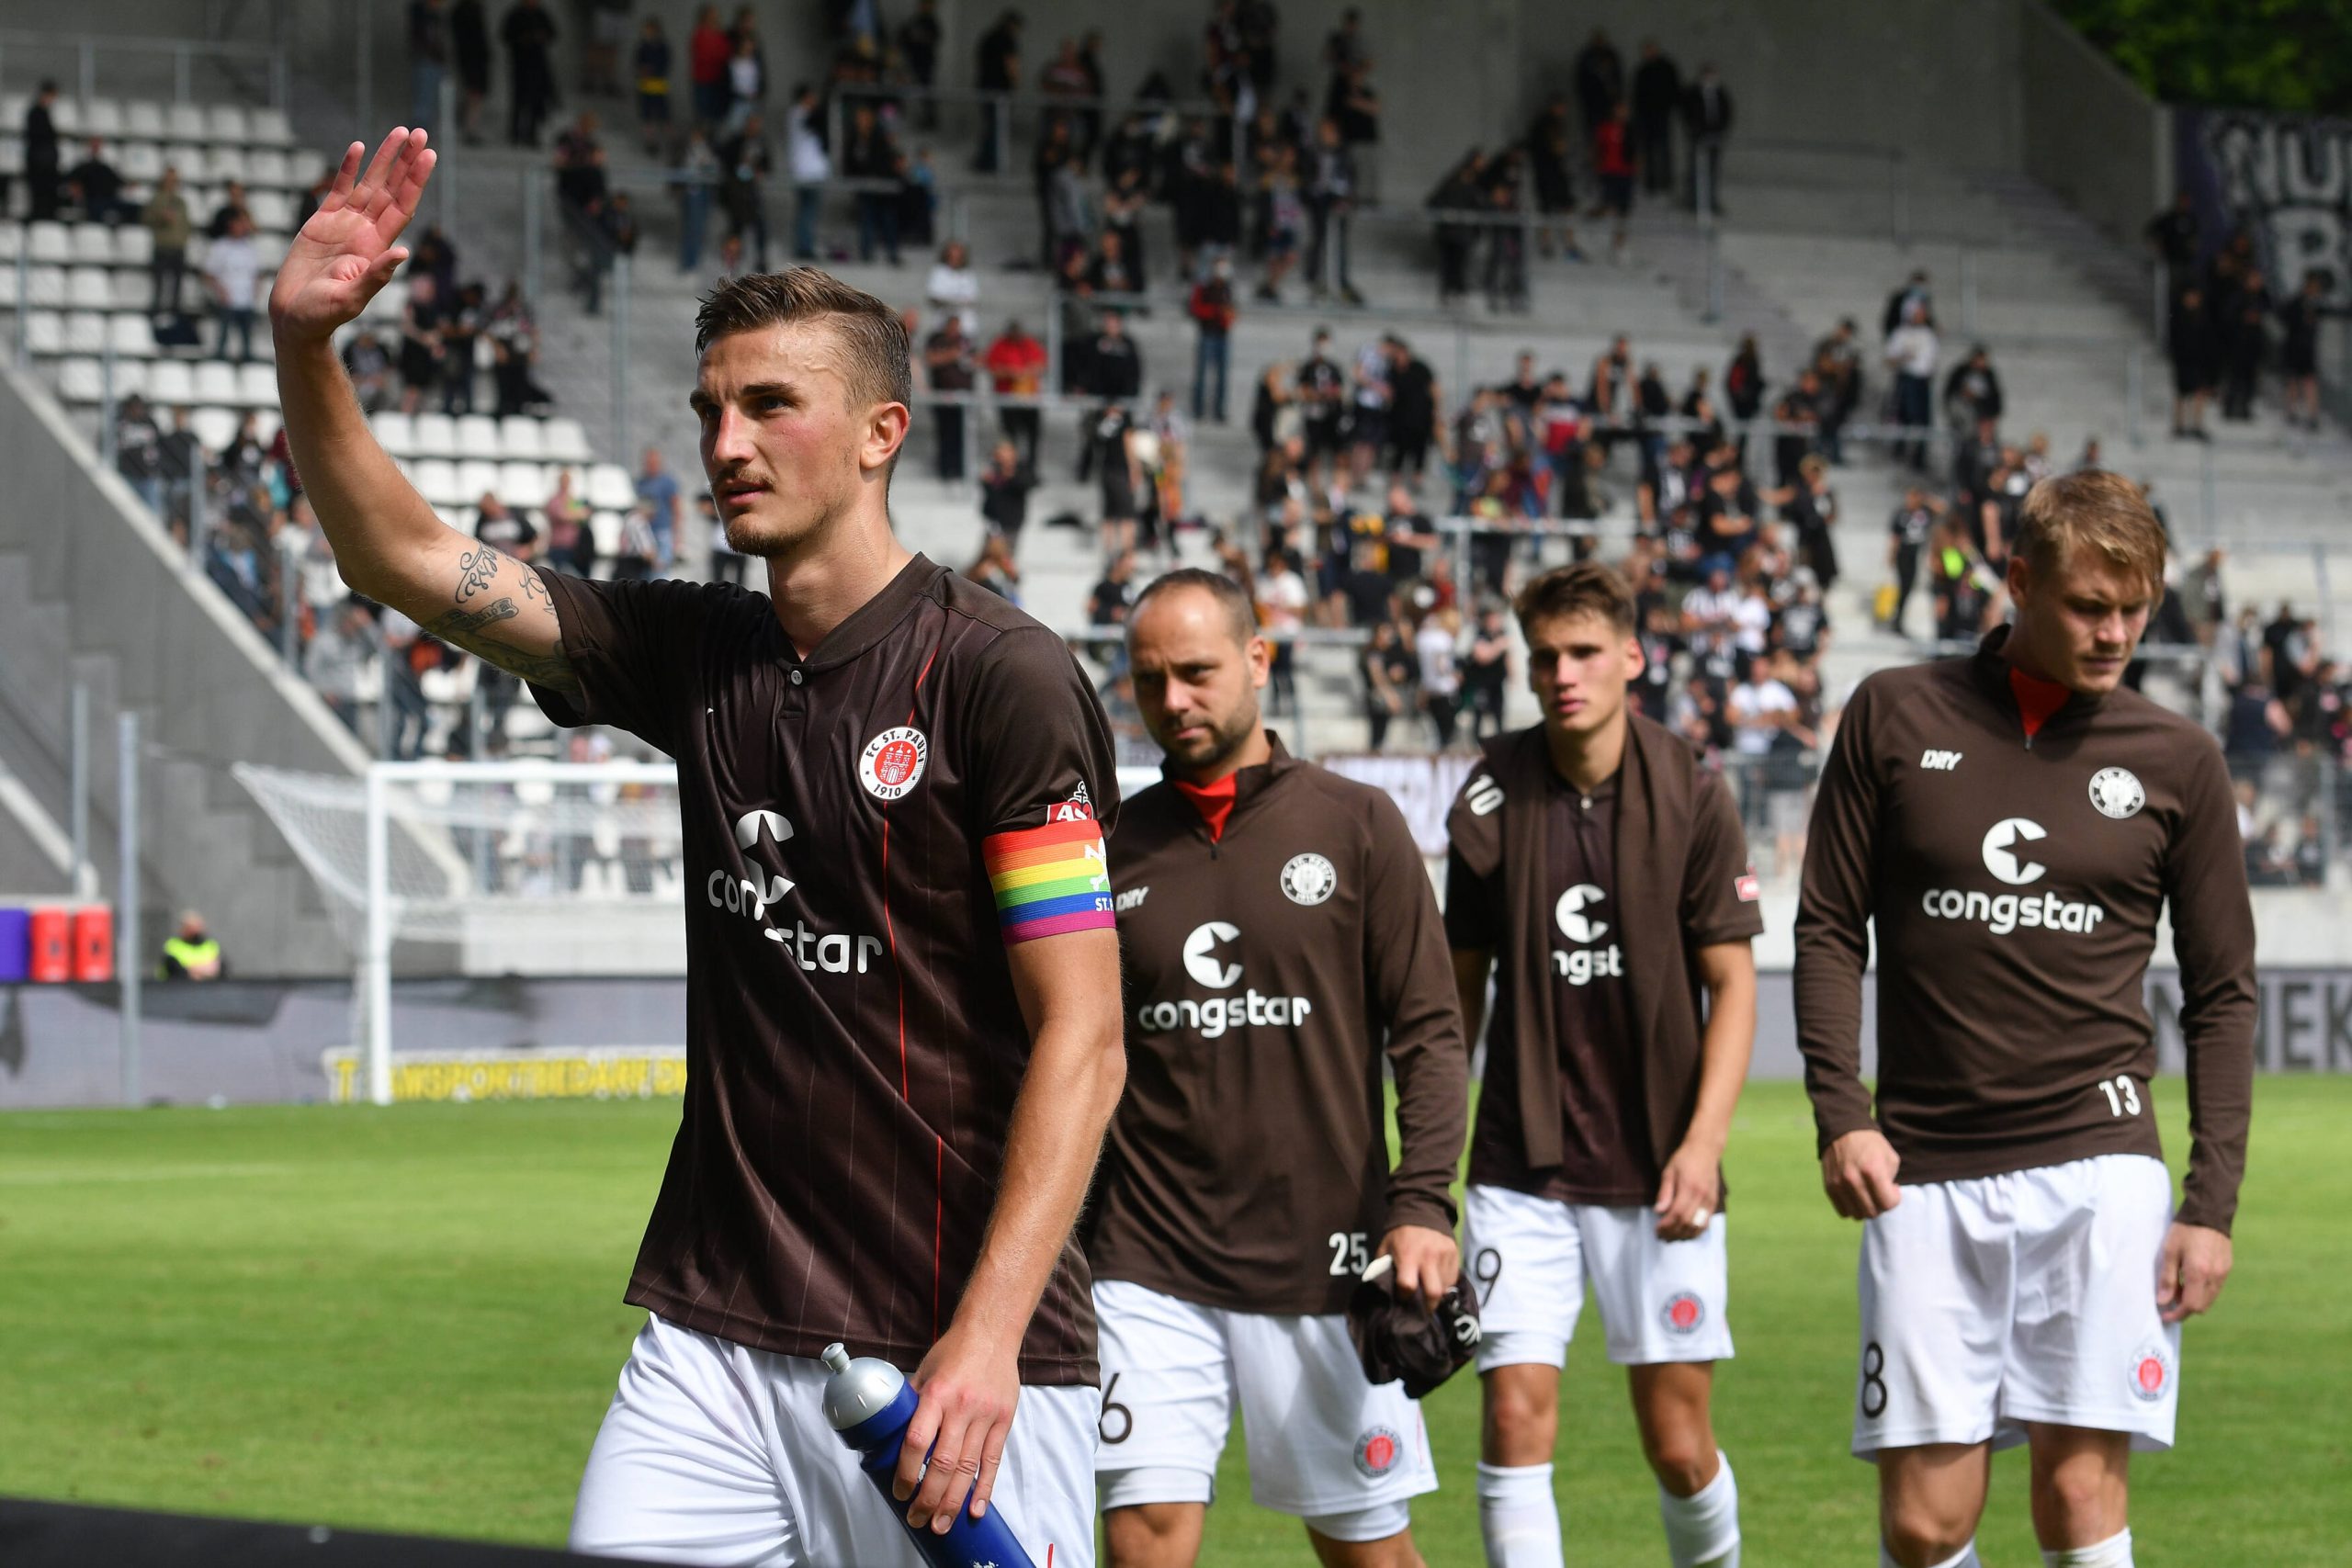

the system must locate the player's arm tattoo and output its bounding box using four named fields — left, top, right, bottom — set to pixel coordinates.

left=422, top=552, right=582, bottom=694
